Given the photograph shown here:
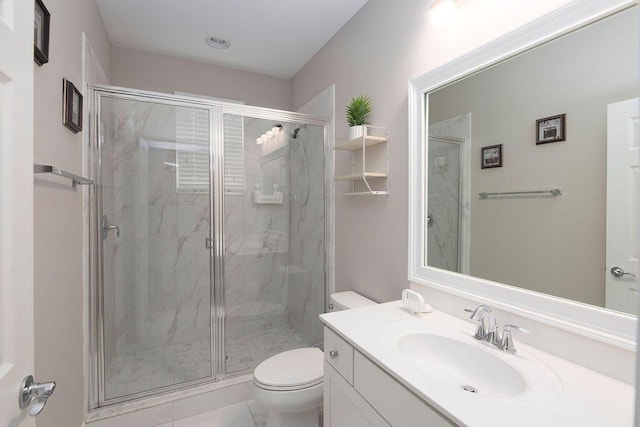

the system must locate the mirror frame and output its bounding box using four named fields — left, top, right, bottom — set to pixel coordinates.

left=408, top=0, right=638, bottom=349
